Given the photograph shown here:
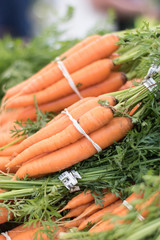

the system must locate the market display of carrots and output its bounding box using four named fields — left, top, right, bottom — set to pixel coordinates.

left=0, top=24, right=160, bottom=240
